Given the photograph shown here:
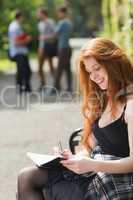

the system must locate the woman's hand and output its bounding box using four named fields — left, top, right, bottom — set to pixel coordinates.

left=61, top=149, right=73, bottom=159
left=53, top=147, right=72, bottom=159
left=60, top=156, right=95, bottom=174
left=53, top=146, right=61, bottom=156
